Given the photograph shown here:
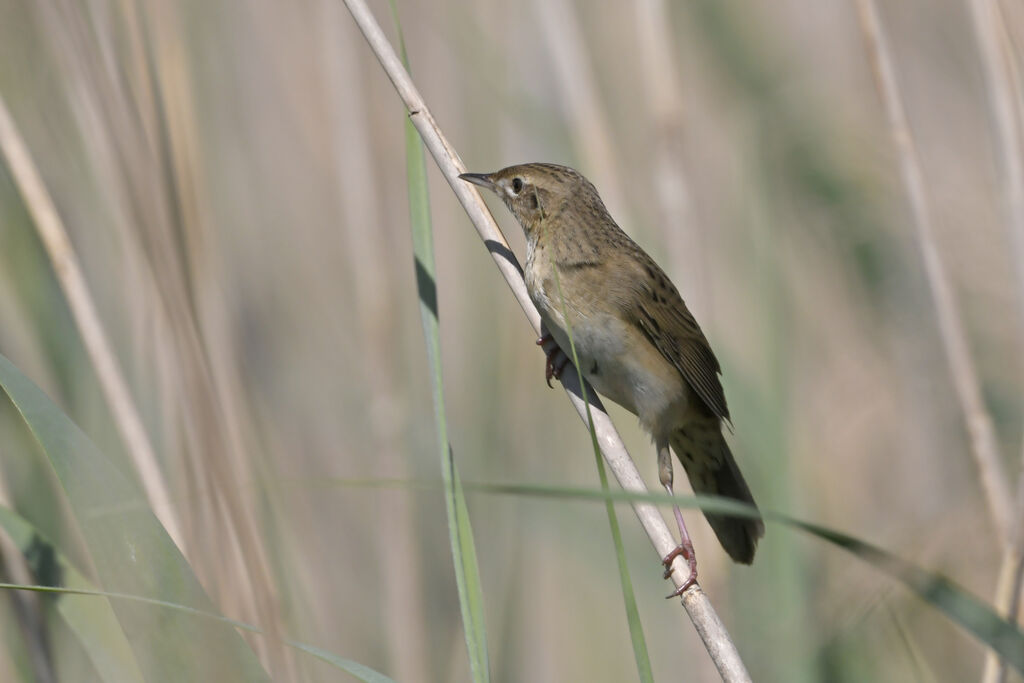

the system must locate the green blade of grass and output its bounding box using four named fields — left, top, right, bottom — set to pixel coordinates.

left=0, top=351, right=271, bottom=682
left=0, top=503, right=399, bottom=683
left=552, top=268, right=653, bottom=682
left=388, top=4, right=490, bottom=680
left=0, top=579, right=400, bottom=683
left=284, top=642, right=400, bottom=683
left=313, top=473, right=1024, bottom=671
left=470, top=480, right=1024, bottom=673
left=0, top=504, right=145, bottom=683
